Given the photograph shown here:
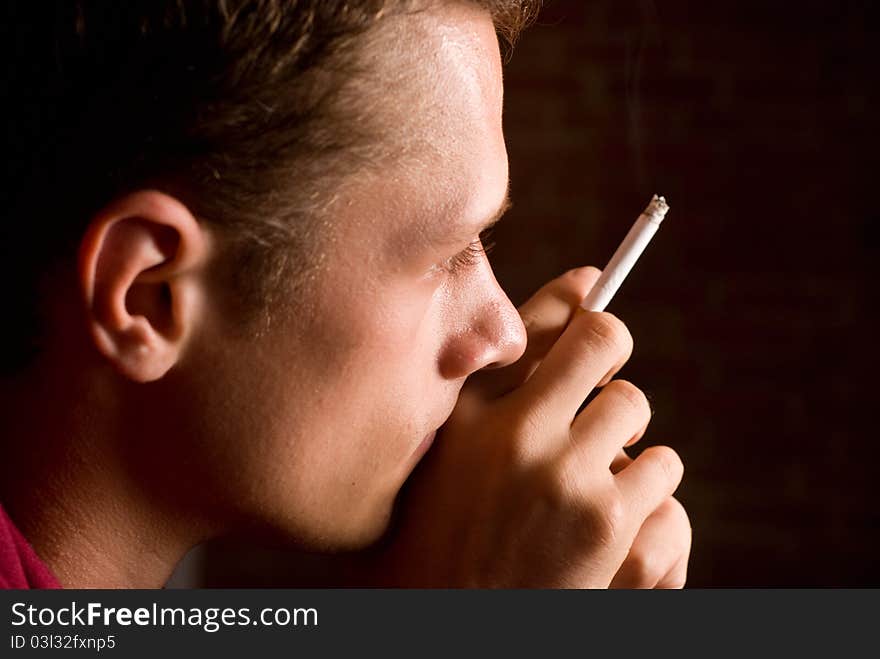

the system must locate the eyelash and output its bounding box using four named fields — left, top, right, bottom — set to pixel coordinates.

left=443, top=228, right=496, bottom=273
